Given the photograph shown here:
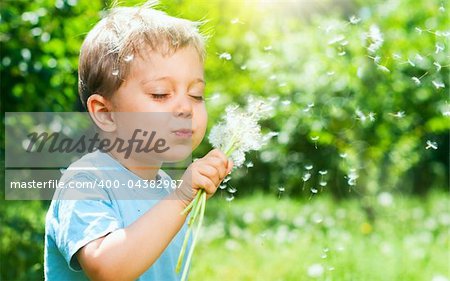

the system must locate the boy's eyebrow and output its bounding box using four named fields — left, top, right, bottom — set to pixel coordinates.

left=141, top=77, right=205, bottom=86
